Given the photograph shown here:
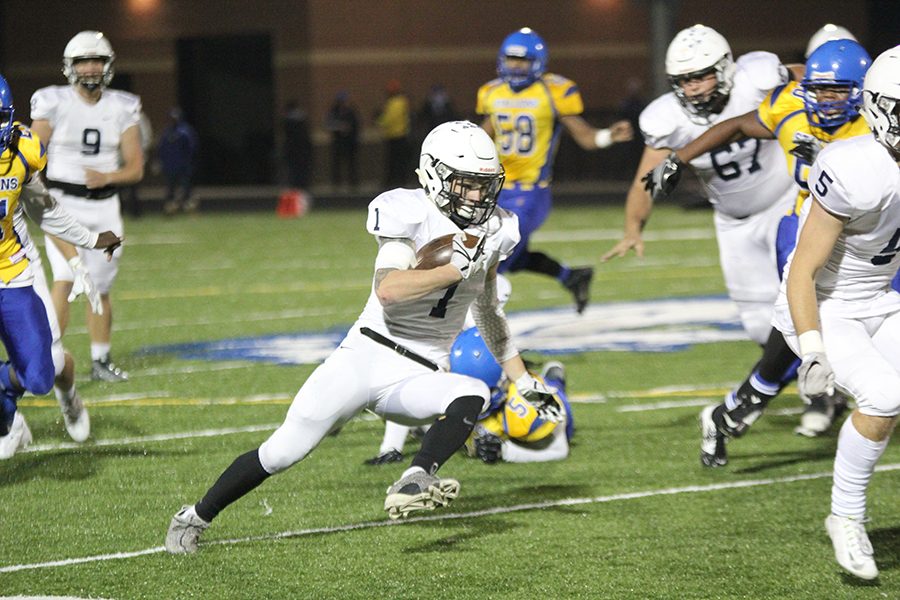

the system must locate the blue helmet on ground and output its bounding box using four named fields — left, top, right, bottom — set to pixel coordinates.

left=0, top=75, right=15, bottom=152
left=450, top=327, right=503, bottom=389
left=803, top=39, right=871, bottom=130
left=497, top=28, right=547, bottom=90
